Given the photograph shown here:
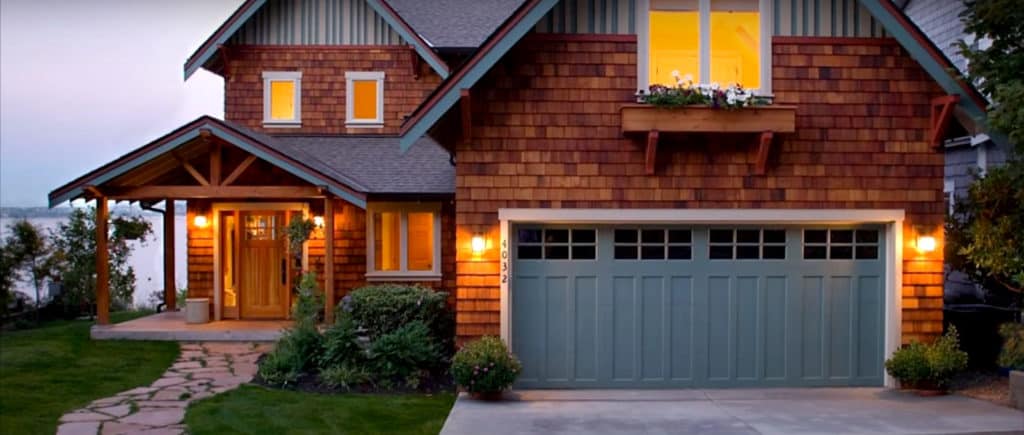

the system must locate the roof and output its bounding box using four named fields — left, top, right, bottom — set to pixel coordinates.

left=49, top=116, right=454, bottom=208
left=386, top=0, right=524, bottom=49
